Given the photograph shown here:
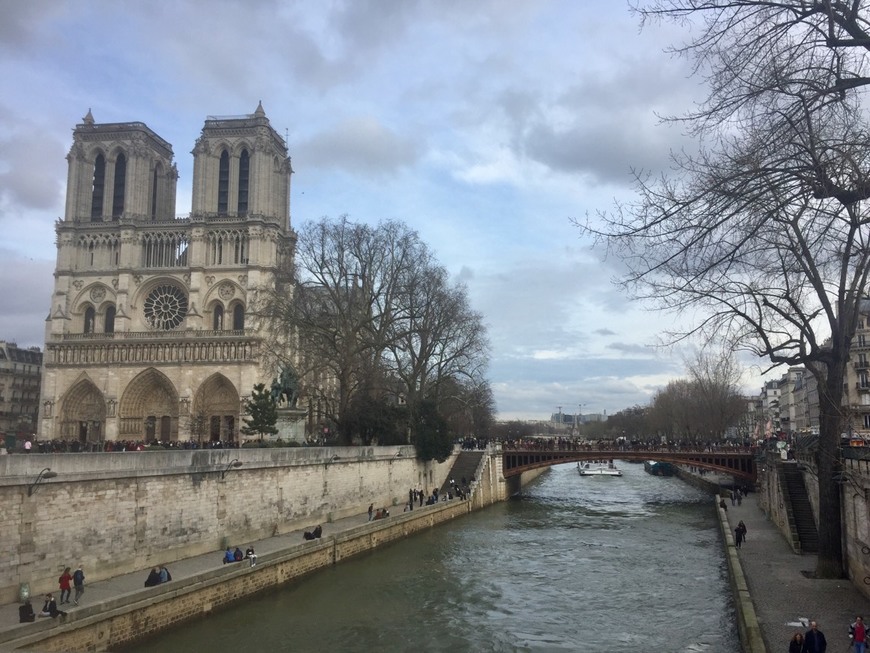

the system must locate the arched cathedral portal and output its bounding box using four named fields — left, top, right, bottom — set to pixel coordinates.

left=192, top=374, right=240, bottom=443
left=119, top=369, right=179, bottom=441
left=59, top=378, right=107, bottom=443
